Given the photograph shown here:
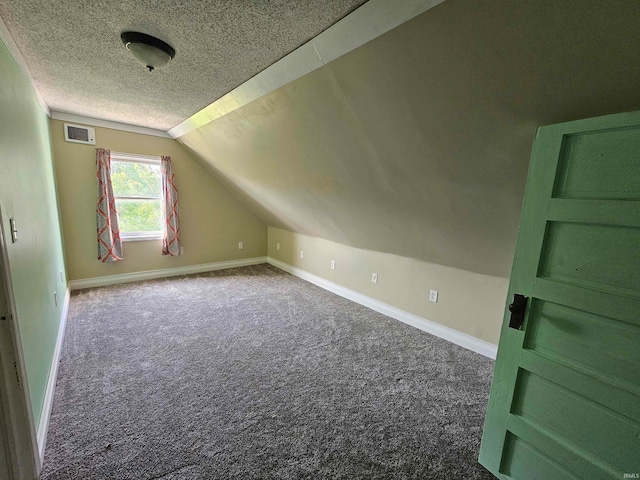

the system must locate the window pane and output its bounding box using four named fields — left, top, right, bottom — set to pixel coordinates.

left=115, top=199, right=163, bottom=233
left=111, top=161, right=161, bottom=197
